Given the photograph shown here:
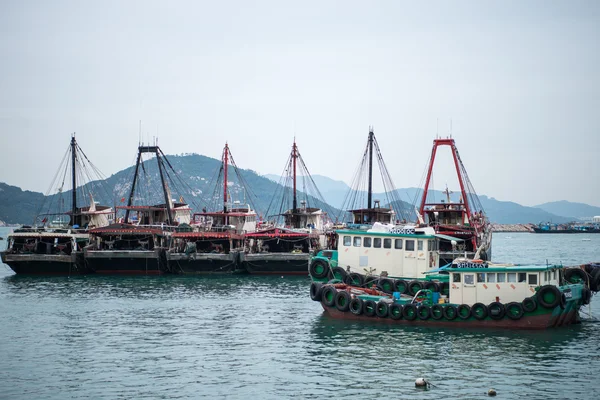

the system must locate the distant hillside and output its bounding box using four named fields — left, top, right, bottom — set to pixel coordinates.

left=0, top=183, right=46, bottom=225
left=534, top=200, right=600, bottom=221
